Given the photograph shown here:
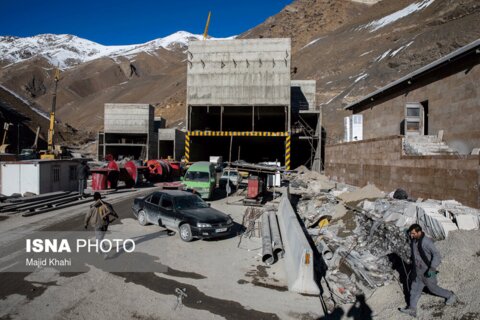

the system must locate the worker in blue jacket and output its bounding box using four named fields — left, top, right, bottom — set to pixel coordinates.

left=399, top=224, right=456, bottom=318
